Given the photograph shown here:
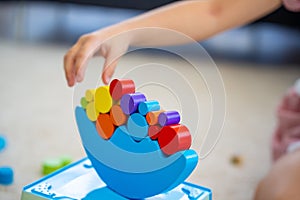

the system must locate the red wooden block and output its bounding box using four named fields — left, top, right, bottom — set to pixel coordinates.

left=148, top=125, right=162, bottom=140
left=109, top=79, right=135, bottom=101
left=158, top=124, right=191, bottom=155
left=109, top=79, right=118, bottom=96
left=96, top=113, right=115, bottom=140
